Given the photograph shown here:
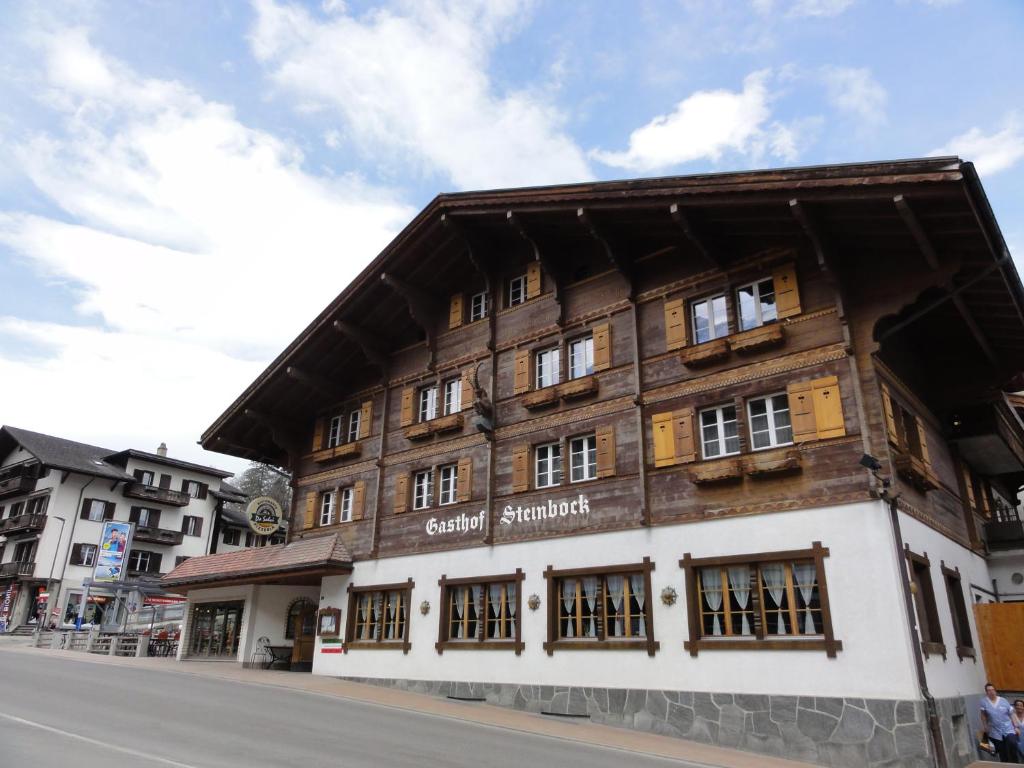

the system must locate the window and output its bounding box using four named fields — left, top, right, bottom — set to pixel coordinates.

left=567, top=335, right=594, bottom=380
left=535, top=443, right=562, bottom=488
left=270, top=533, right=285, bottom=545
left=128, top=550, right=152, bottom=573
left=736, top=278, right=777, bottom=331
left=184, top=481, right=202, bottom=498
left=438, top=464, right=458, bottom=506
left=13, top=541, right=34, bottom=564
left=682, top=544, right=841, bottom=656
left=346, top=583, right=413, bottom=651
left=443, top=378, right=461, bottom=415
left=85, top=499, right=106, bottom=522
left=535, top=347, right=560, bottom=389
left=135, top=470, right=155, bottom=486
left=569, top=435, right=596, bottom=482
left=747, top=394, right=793, bottom=450
left=907, top=550, right=944, bottom=657
left=438, top=574, right=523, bottom=651
left=25, top=496, right=48, bottom=515
left=942, top=565, right=975, bottom=660
left=182, top=515, right=202, bottom=537
left=470, top=291, right=489, bottom=322
left=9, top=501, right=24, bottom=518
left=319, top=491, right=335, bottom=526
left=285, top=598, right=317, bottom=640
left=508, top=275, right=526, bottom=307
left=223, top=529, right=240, bottom=546
left=339, top=487, right=354, bottom=523
left=244, top=532, right=255, bottom=547
left=175, top=556, right=190, bottom=567
left=71, top=544, right=97, bottom=567
left=691, top=294, right=728, bottom=344
left=413, top=470, right=434, bottom=510
left=418, top=385, right=438, bottom=422
left=327, top=415, right=343, bottom=448
left=347, top=411, right=361, bottom=443
left=700, top=405, right=739, bottom=458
